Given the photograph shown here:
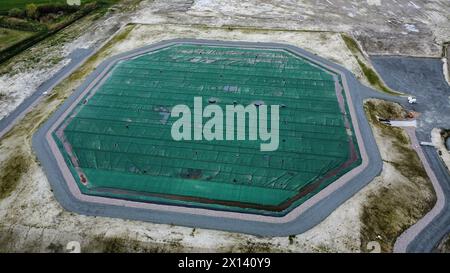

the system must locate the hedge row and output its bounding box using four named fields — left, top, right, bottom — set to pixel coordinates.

left=6, top=2, right=97, bottom=20
left=0, top=16, right=47, bottom=32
